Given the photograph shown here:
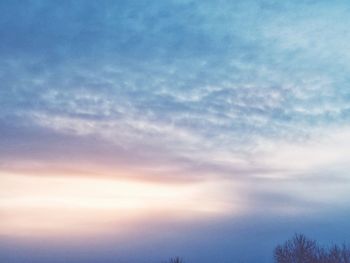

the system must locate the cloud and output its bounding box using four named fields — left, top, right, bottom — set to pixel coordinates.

left=1, top=0, right=350, bottom=216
